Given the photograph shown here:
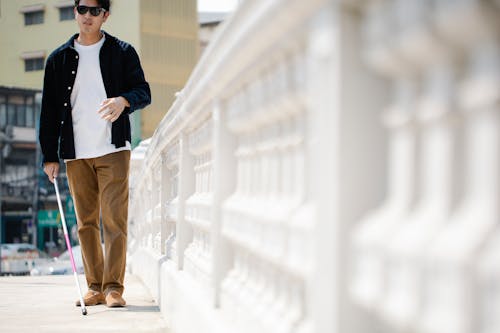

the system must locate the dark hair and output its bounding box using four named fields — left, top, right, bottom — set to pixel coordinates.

left=74, top=0, right=110, bottom=11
